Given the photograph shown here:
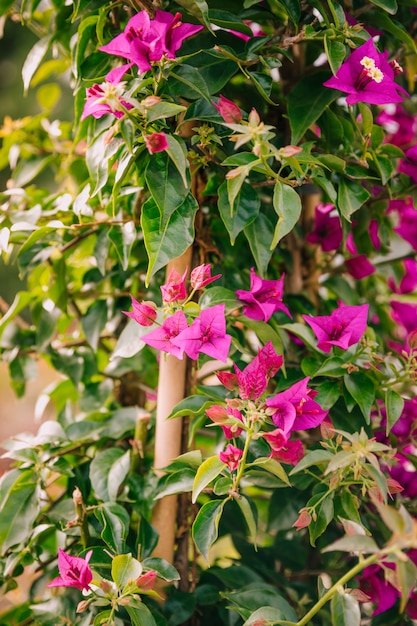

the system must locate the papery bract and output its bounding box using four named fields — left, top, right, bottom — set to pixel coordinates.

left=345, top=255, right=375, bottom=279
left=266, top=377, right=328, bottom=434
left=393, top=203, right=417, bottom=250
left=377, top=104, right=417, bottom=148
left=263, top=428, right=304, bottom=465
left=206, top=404, right=244, bottom=439
left=190, top=264, right=221, bottom=290
left=48, top=549, right=93, bottom=591
left=136, top=570, right=157, bottom=590
left=161, top=268, right=188, bottom=302
left=141, top=310, right=188, bottom=358
left=81, top=80, right=133, bottom=120
left=323, top=39, right=408, bottom=105
left=357, top=564, right=400, bottom=615
left=306, top=203, right=342, bottom=252
left=99, top=10, right=203, bottom=74
left=172, top=304, right=231, bottom=362
left=144, top=132, right=169, bottom=155
left=236, top=267, right=291, bottom=322
left=303, top=304, right=369, bottom=352
left=233, top=341, right=283, bottom=400
left=219, top=443, right=243, bottom=471
left=123, top=296, right=157, bottom=326
left=398, top=145, right=417, bottom=183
